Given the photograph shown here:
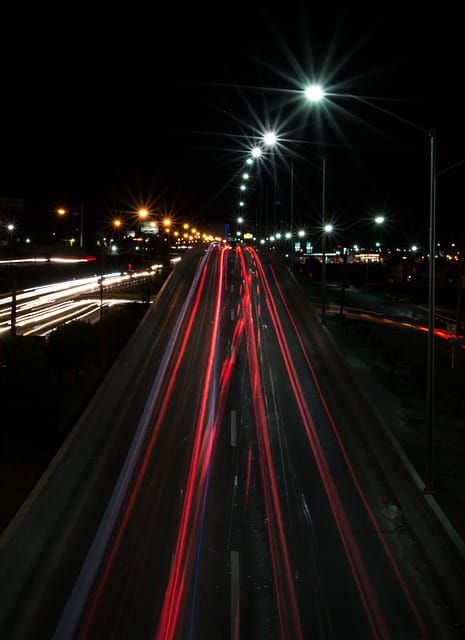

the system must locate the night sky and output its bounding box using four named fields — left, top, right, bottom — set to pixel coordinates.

left=1, top=3, right=465, bottom=245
